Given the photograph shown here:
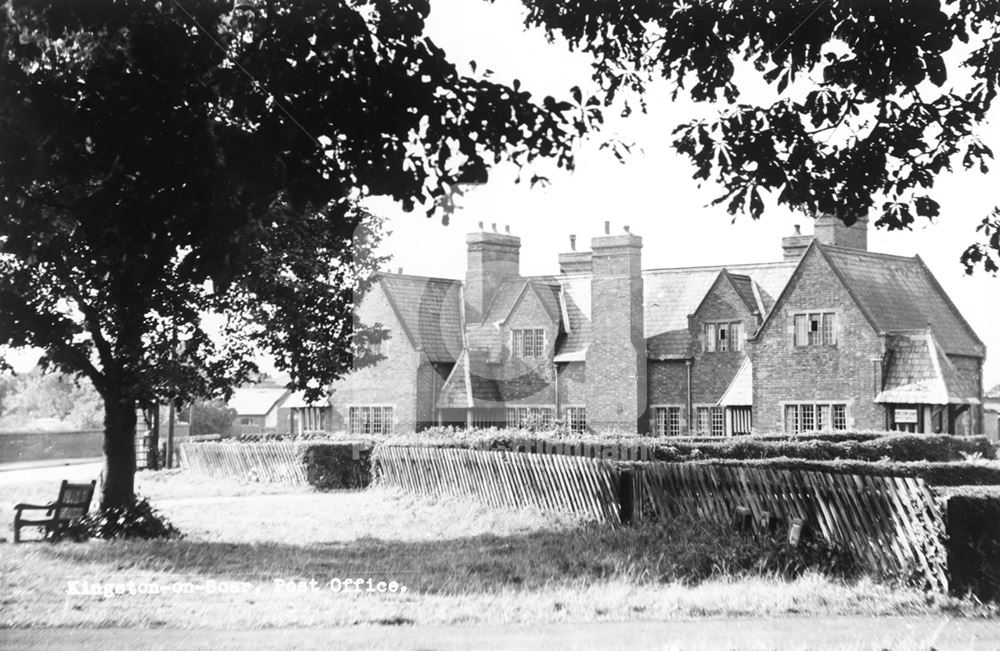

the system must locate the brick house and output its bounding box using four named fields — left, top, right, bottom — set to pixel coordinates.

left=325, top=216, right=985, bottom=436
